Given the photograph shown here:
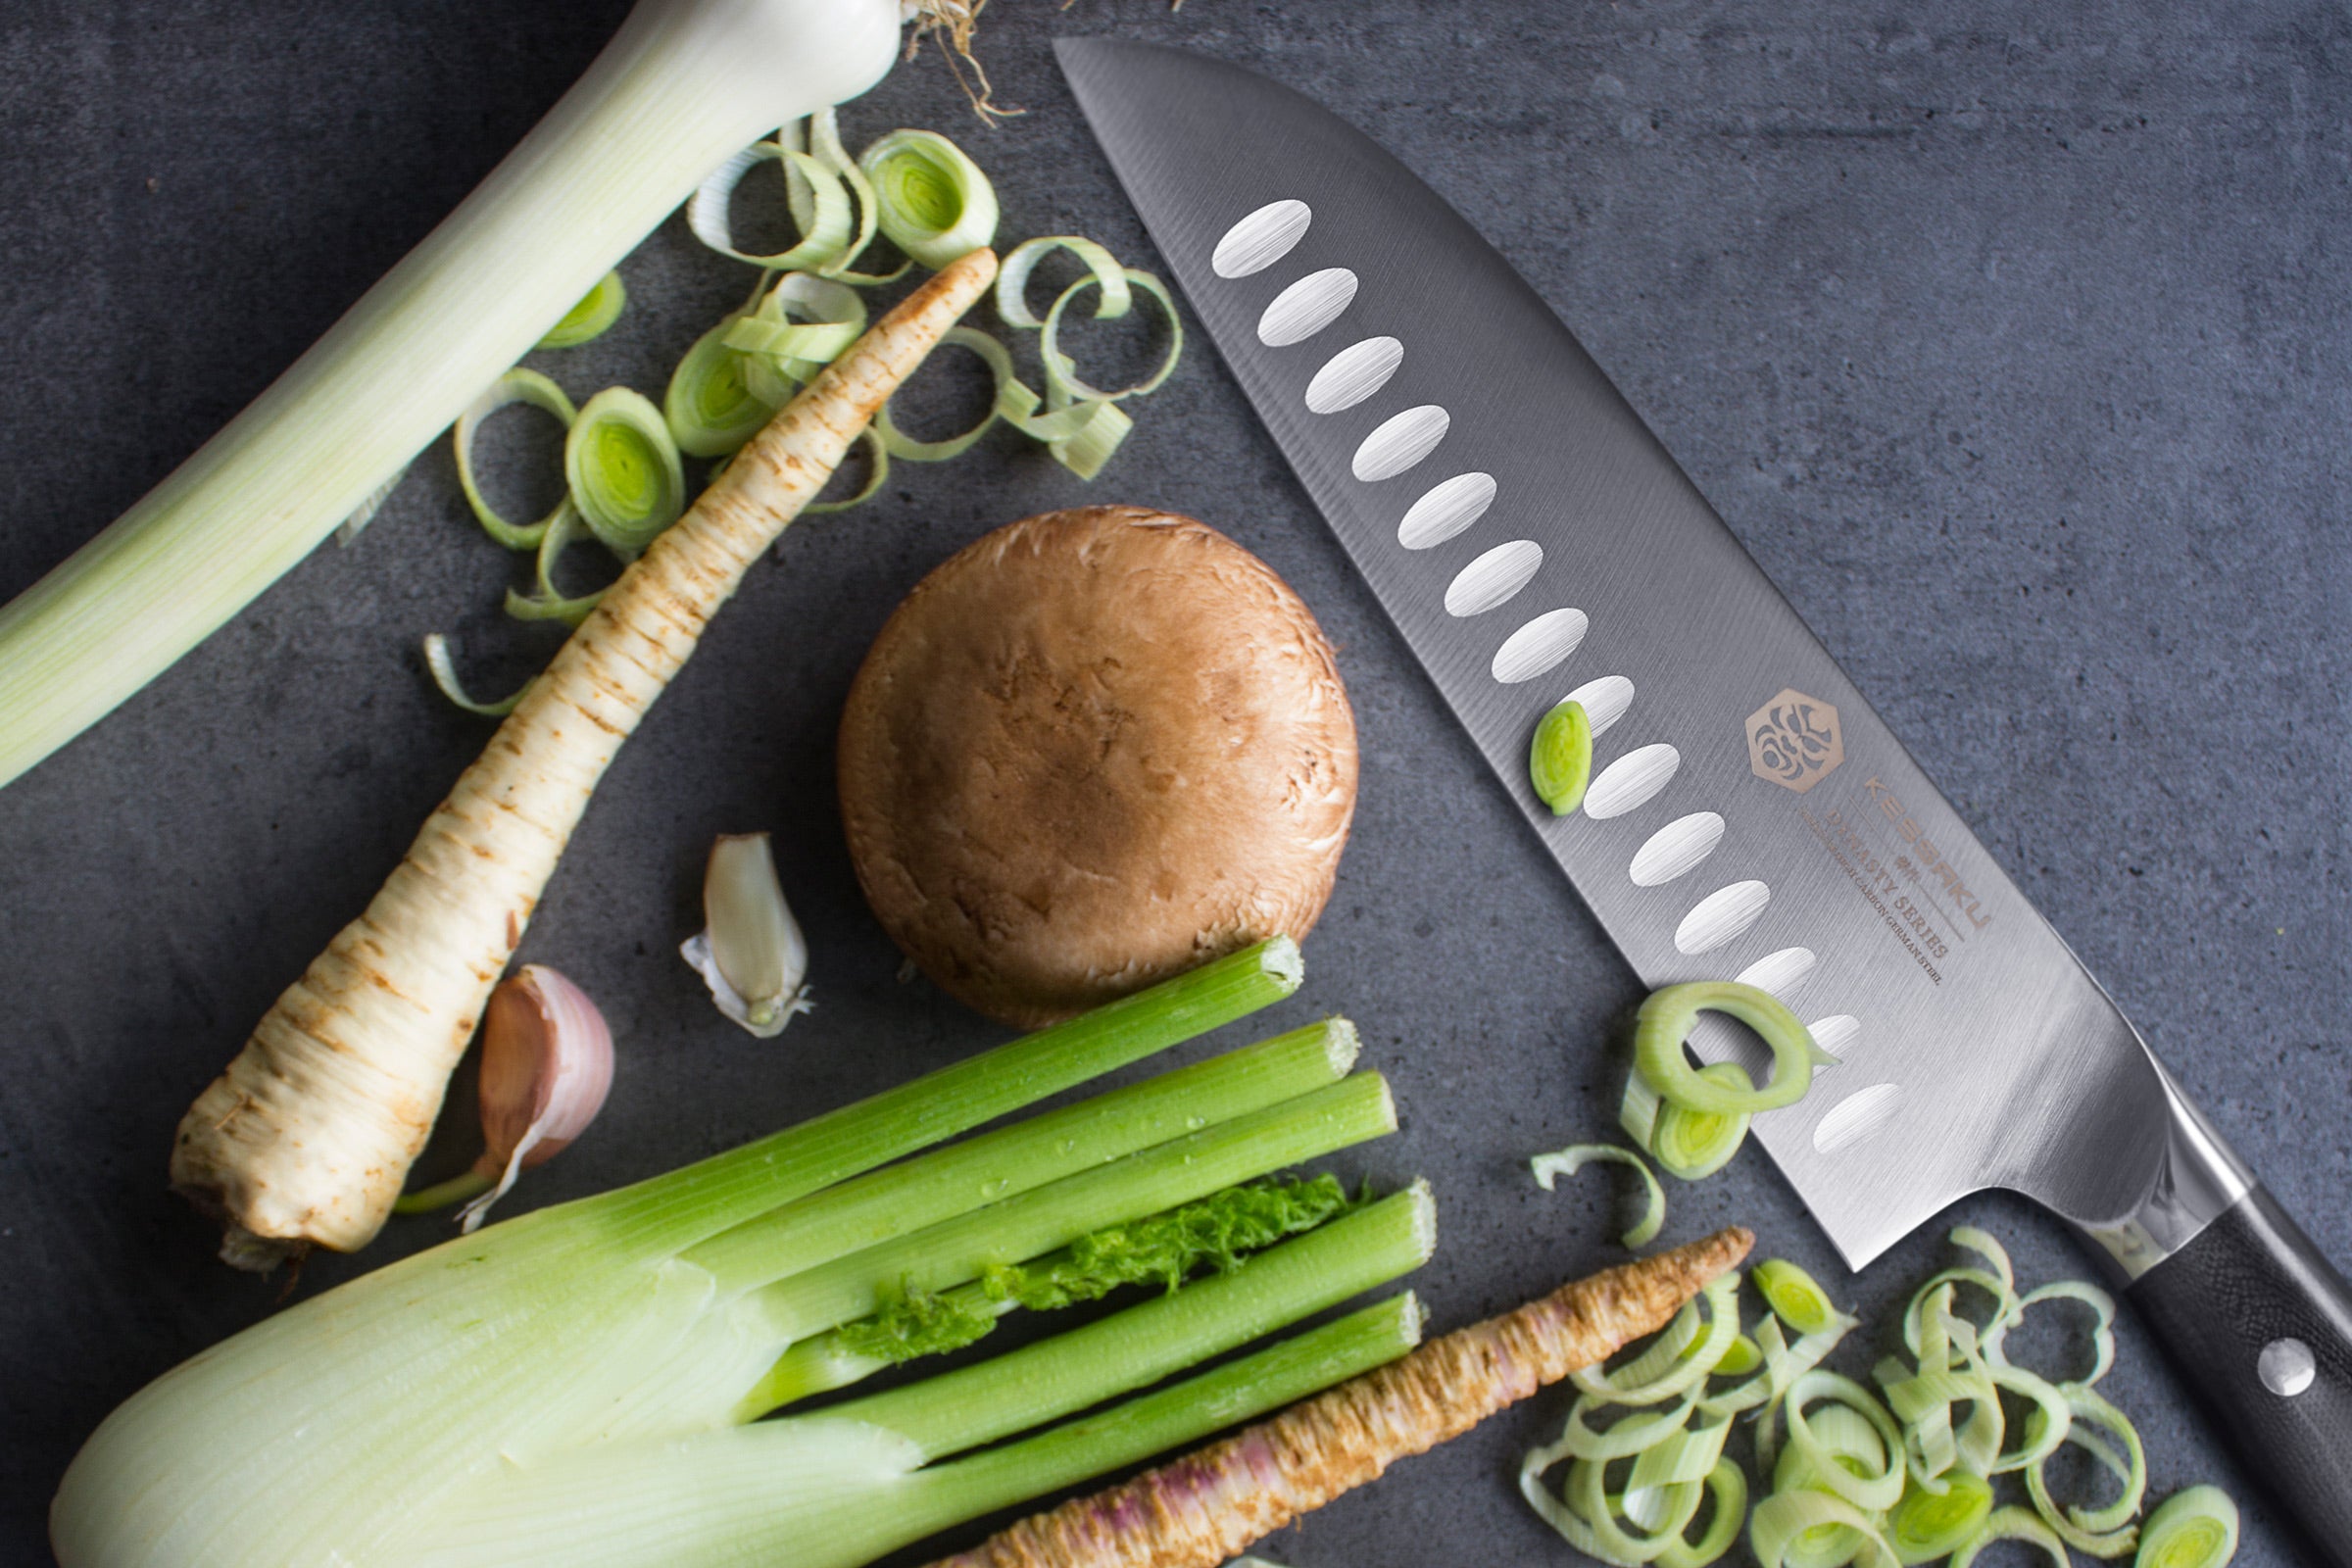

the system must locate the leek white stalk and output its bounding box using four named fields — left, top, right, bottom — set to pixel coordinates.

left=0, top=0, right=904, bottom=792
